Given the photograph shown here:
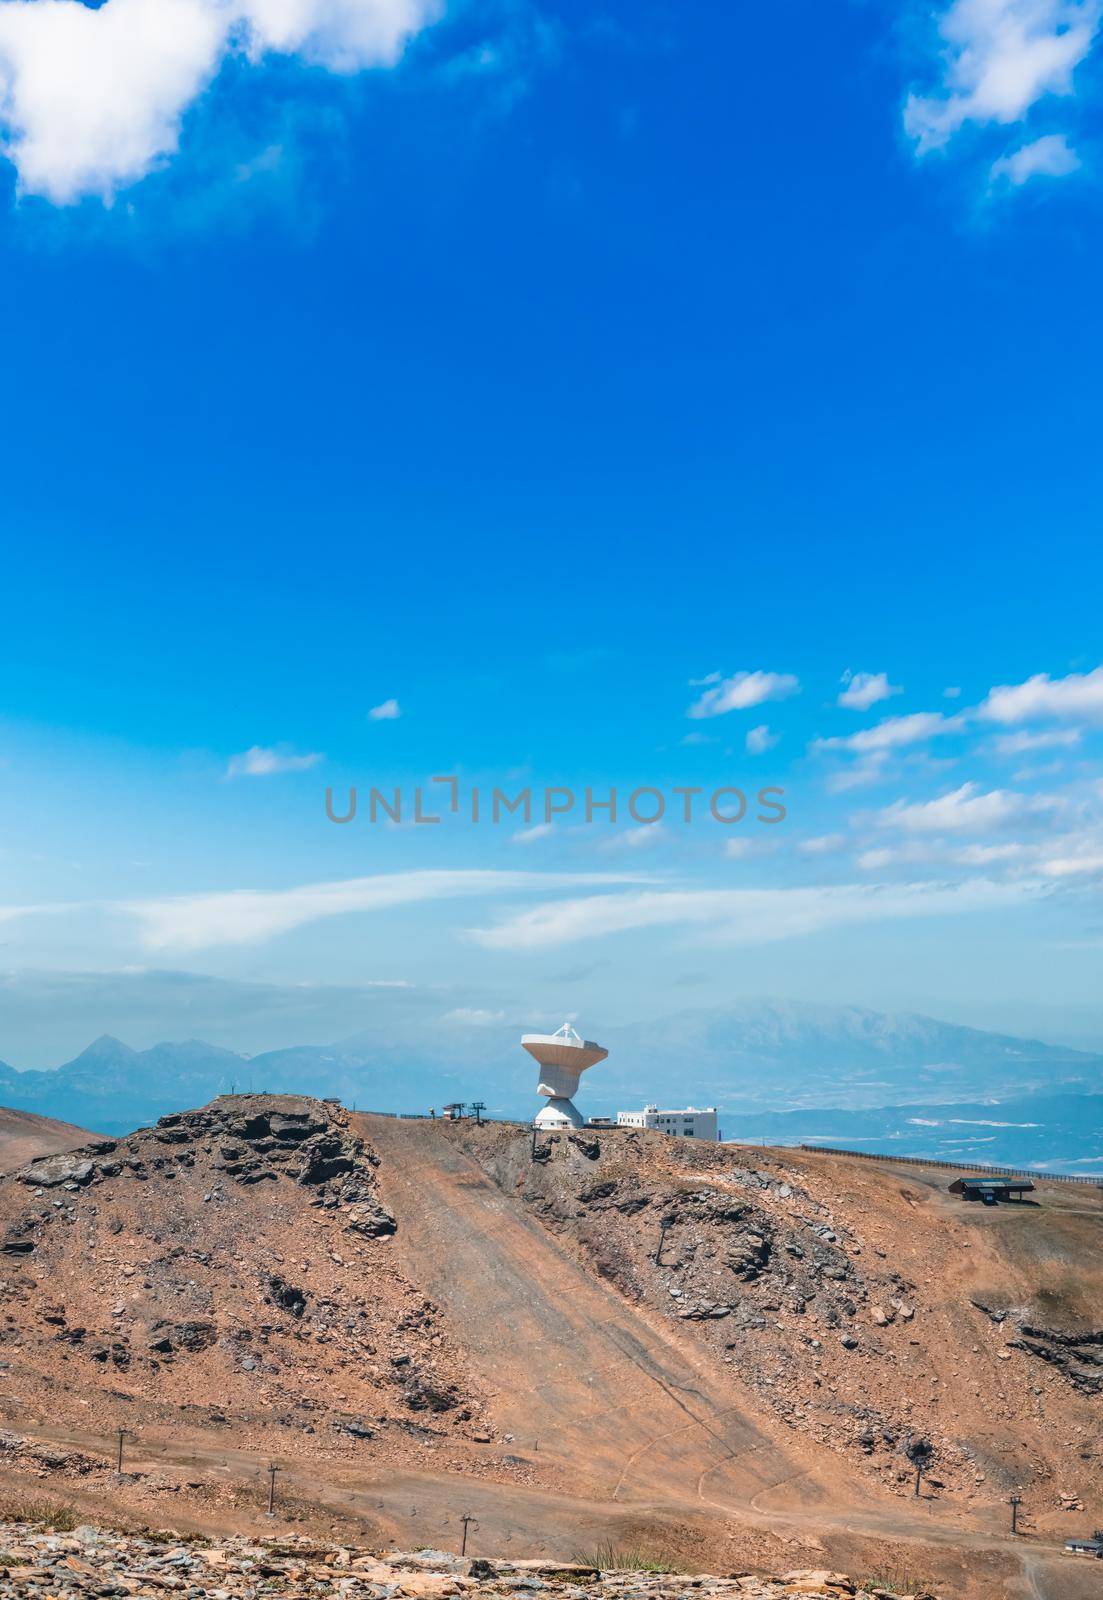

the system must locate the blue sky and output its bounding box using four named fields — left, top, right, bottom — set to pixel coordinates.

left=2, top=0, right=1103, bottom=1065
